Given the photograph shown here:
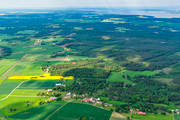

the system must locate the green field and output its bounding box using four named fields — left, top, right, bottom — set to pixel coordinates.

left=0, top=81, right=20, bottom=95
left=107, top=70, right=157, bottom=83
left=19, top=80, right=60, bottom=89
left=5, top=61, right=44, bottom=77
left=0, top=59, right=17, bottom=76
left=132, top=114, right=173, bottom=120
left=9, top=101, right=66, bottom=120
left=11, top=89, right=43, bottom=96
left=175, top=113, right=180, bottom=120
left=0, top=96, right=47, bottom=115
left=49, top=103, right=112, bottom=120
